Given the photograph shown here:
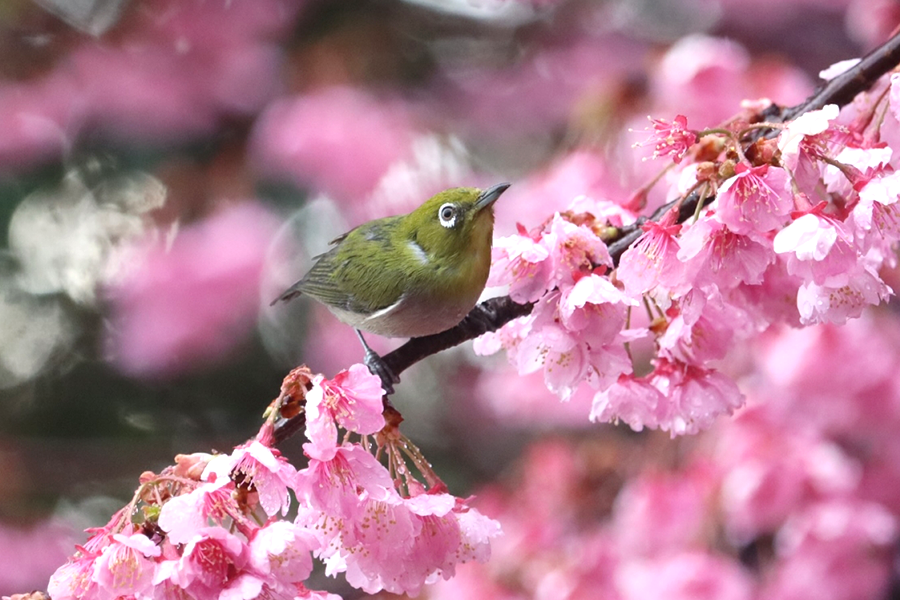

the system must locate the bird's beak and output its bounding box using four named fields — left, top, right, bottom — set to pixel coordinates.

left=475, top=182, right=510, bottom=212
